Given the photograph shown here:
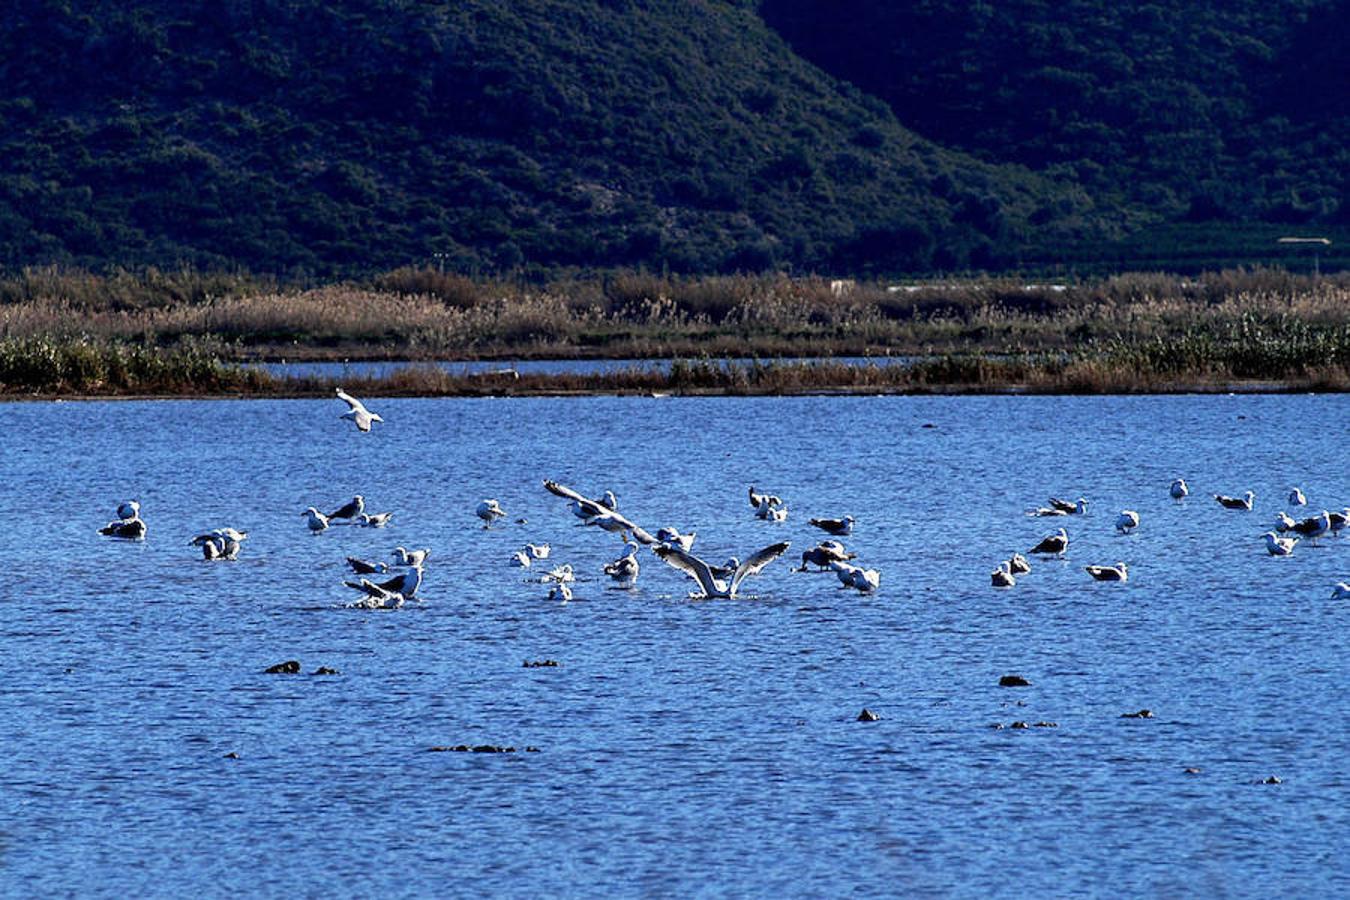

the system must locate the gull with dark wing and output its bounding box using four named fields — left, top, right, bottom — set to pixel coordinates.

left=809, top=515, right=854, bottom=536
left=1290, top=510, right=1331, bottom=542
left=328, top=495, right=364, bottom=522
left=1329, top=508, right=1349, bottom=536
left=1288, top=487, right=1307, bottom=507
left=604, top=543, right=640, bottom=586
left=100, top=515, right=147, bottom=540
left=1007, top=553, right=1031, bottom=575
left=1085, top=562, right=1128, bottom=582
left=1030, top=527, right=1069, bottom=556
left=543, top=480, right=657, bottom=544
left=755, top=496, right=789, bottom=522
left=1332, top=583, right=1350, bottom=600
left=991, top=561, right=1017, bottom=588
left=1115, top=510, right=1140, bottom=533
left=748, top=485, right=782, bottom=510
left=653, top=541, right=790, bottom=599
left=1169, top=478, right=1189, bottom=500
left=336, top=387, right=383, bottom=432
left=1214, top=491, right=1255, bottom=510
left=1048, top=497, right=1089, bottom=515
left=656, top=527, right=697, bottom=552
left=798, top=540, right=856, bottom=571
left=346, top=556, right=388, bottom=575
left=570, top=490, right=618, bottom=522
left=357, top=564, right=423, bottom=599
left=708, top=556, right=740, bottom=580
